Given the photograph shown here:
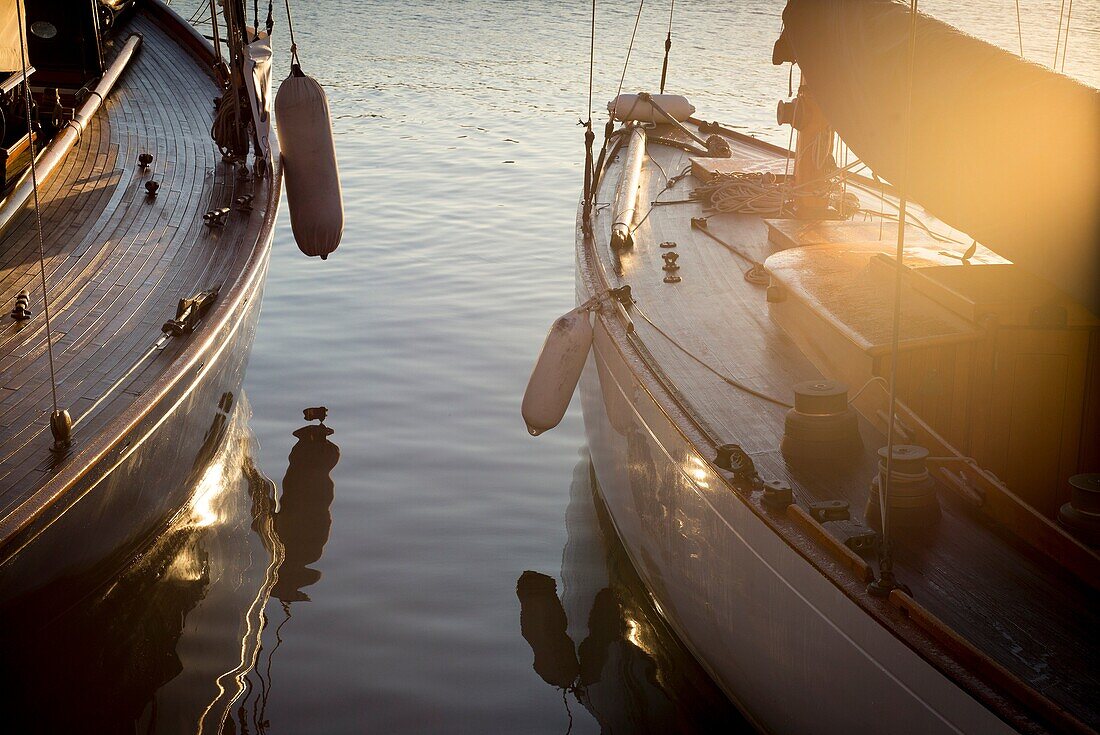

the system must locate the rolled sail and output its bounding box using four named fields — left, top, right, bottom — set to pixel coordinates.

left=778, top=0, right=1100, bottom=314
